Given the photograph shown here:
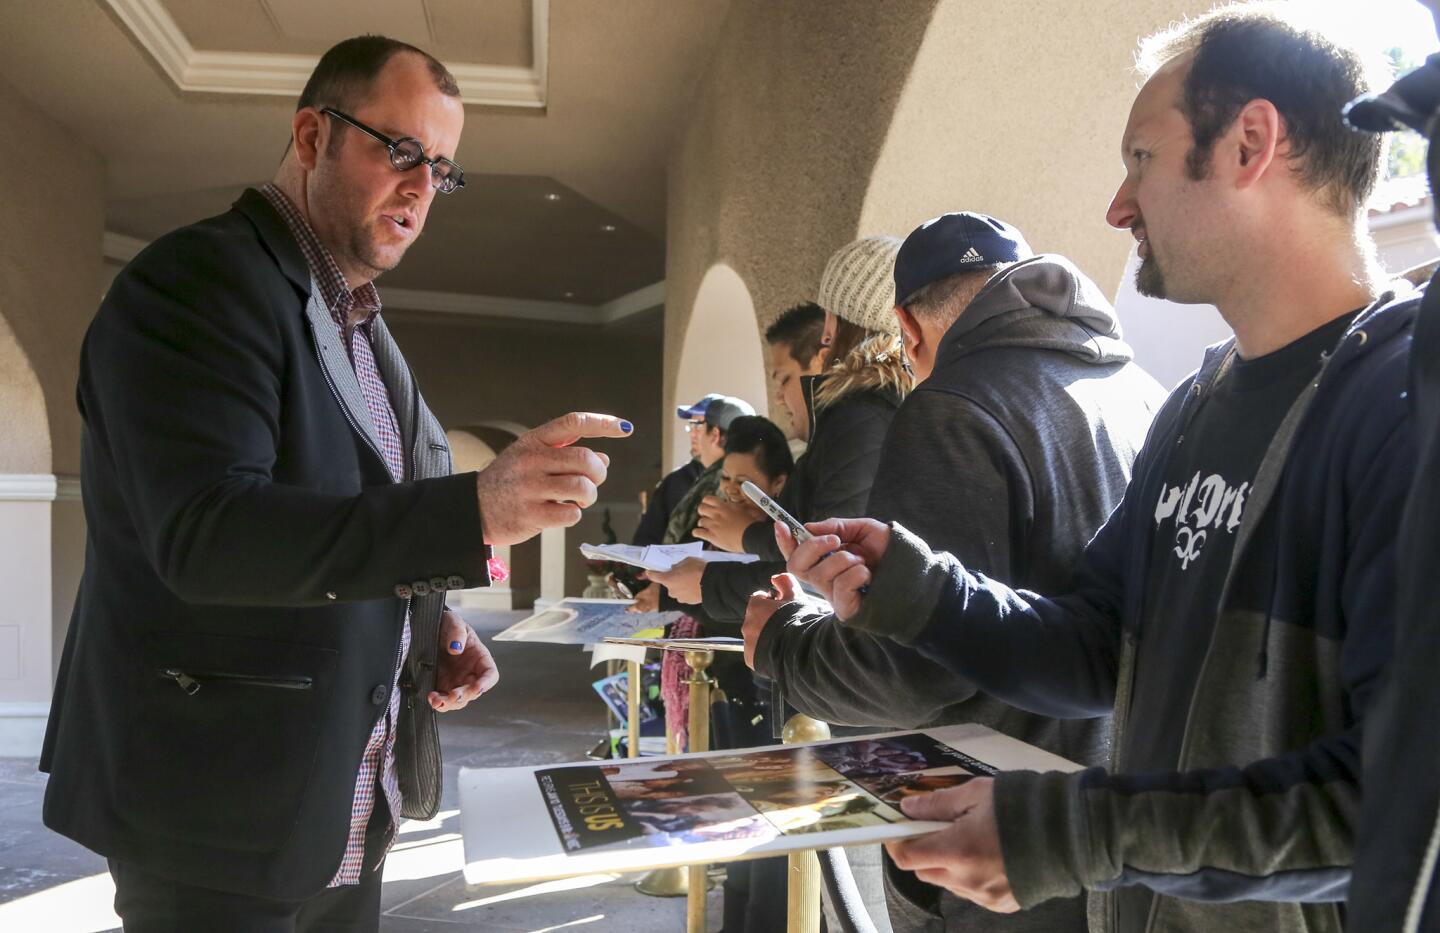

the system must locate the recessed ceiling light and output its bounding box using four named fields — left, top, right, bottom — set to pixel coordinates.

left=563, top=291, right=575, bottom=299
left=545, top=193, right=561, bottom=202
left=601, top=224, right=617, bottom=232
